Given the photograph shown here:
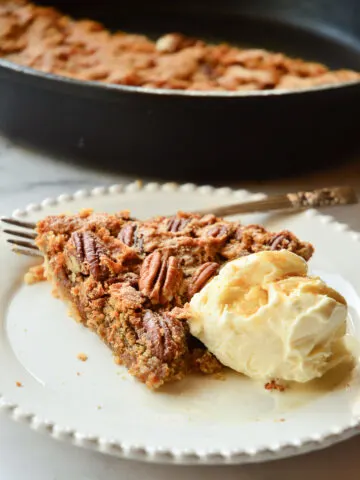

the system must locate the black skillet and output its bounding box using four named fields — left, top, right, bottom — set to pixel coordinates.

left=0, top=0, right=360, bottom=181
